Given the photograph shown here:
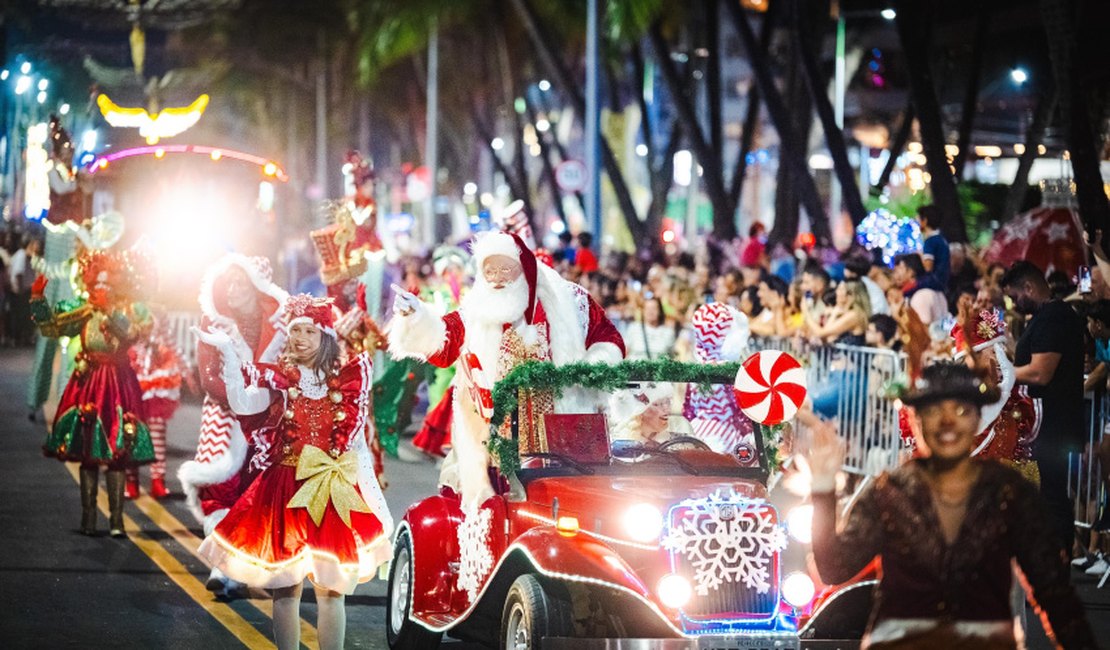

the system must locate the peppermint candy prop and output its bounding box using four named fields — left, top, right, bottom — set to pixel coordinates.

left=734, top=351, right=807, bottom=425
